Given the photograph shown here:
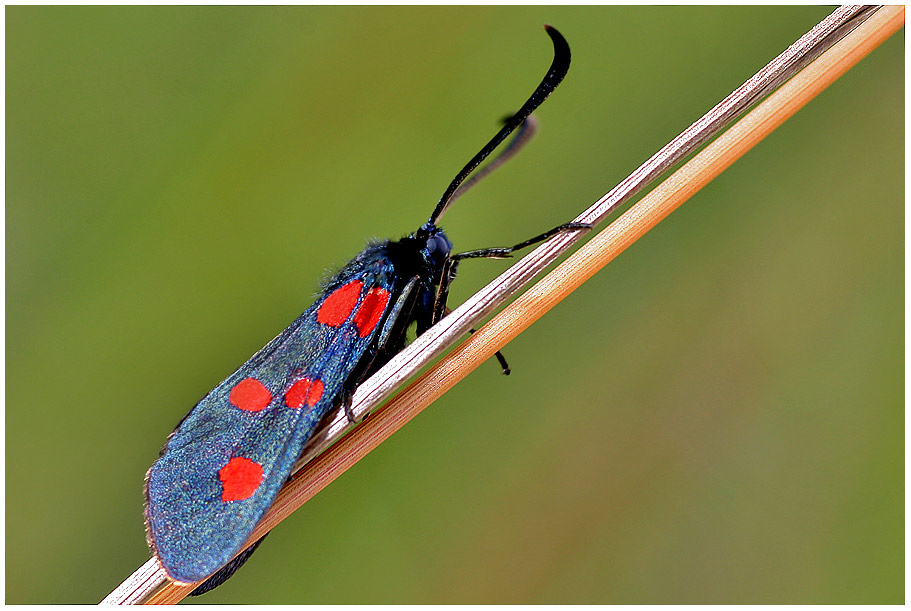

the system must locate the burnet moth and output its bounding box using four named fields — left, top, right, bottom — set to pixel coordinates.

left=144, top=25, right=588, bottom=595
